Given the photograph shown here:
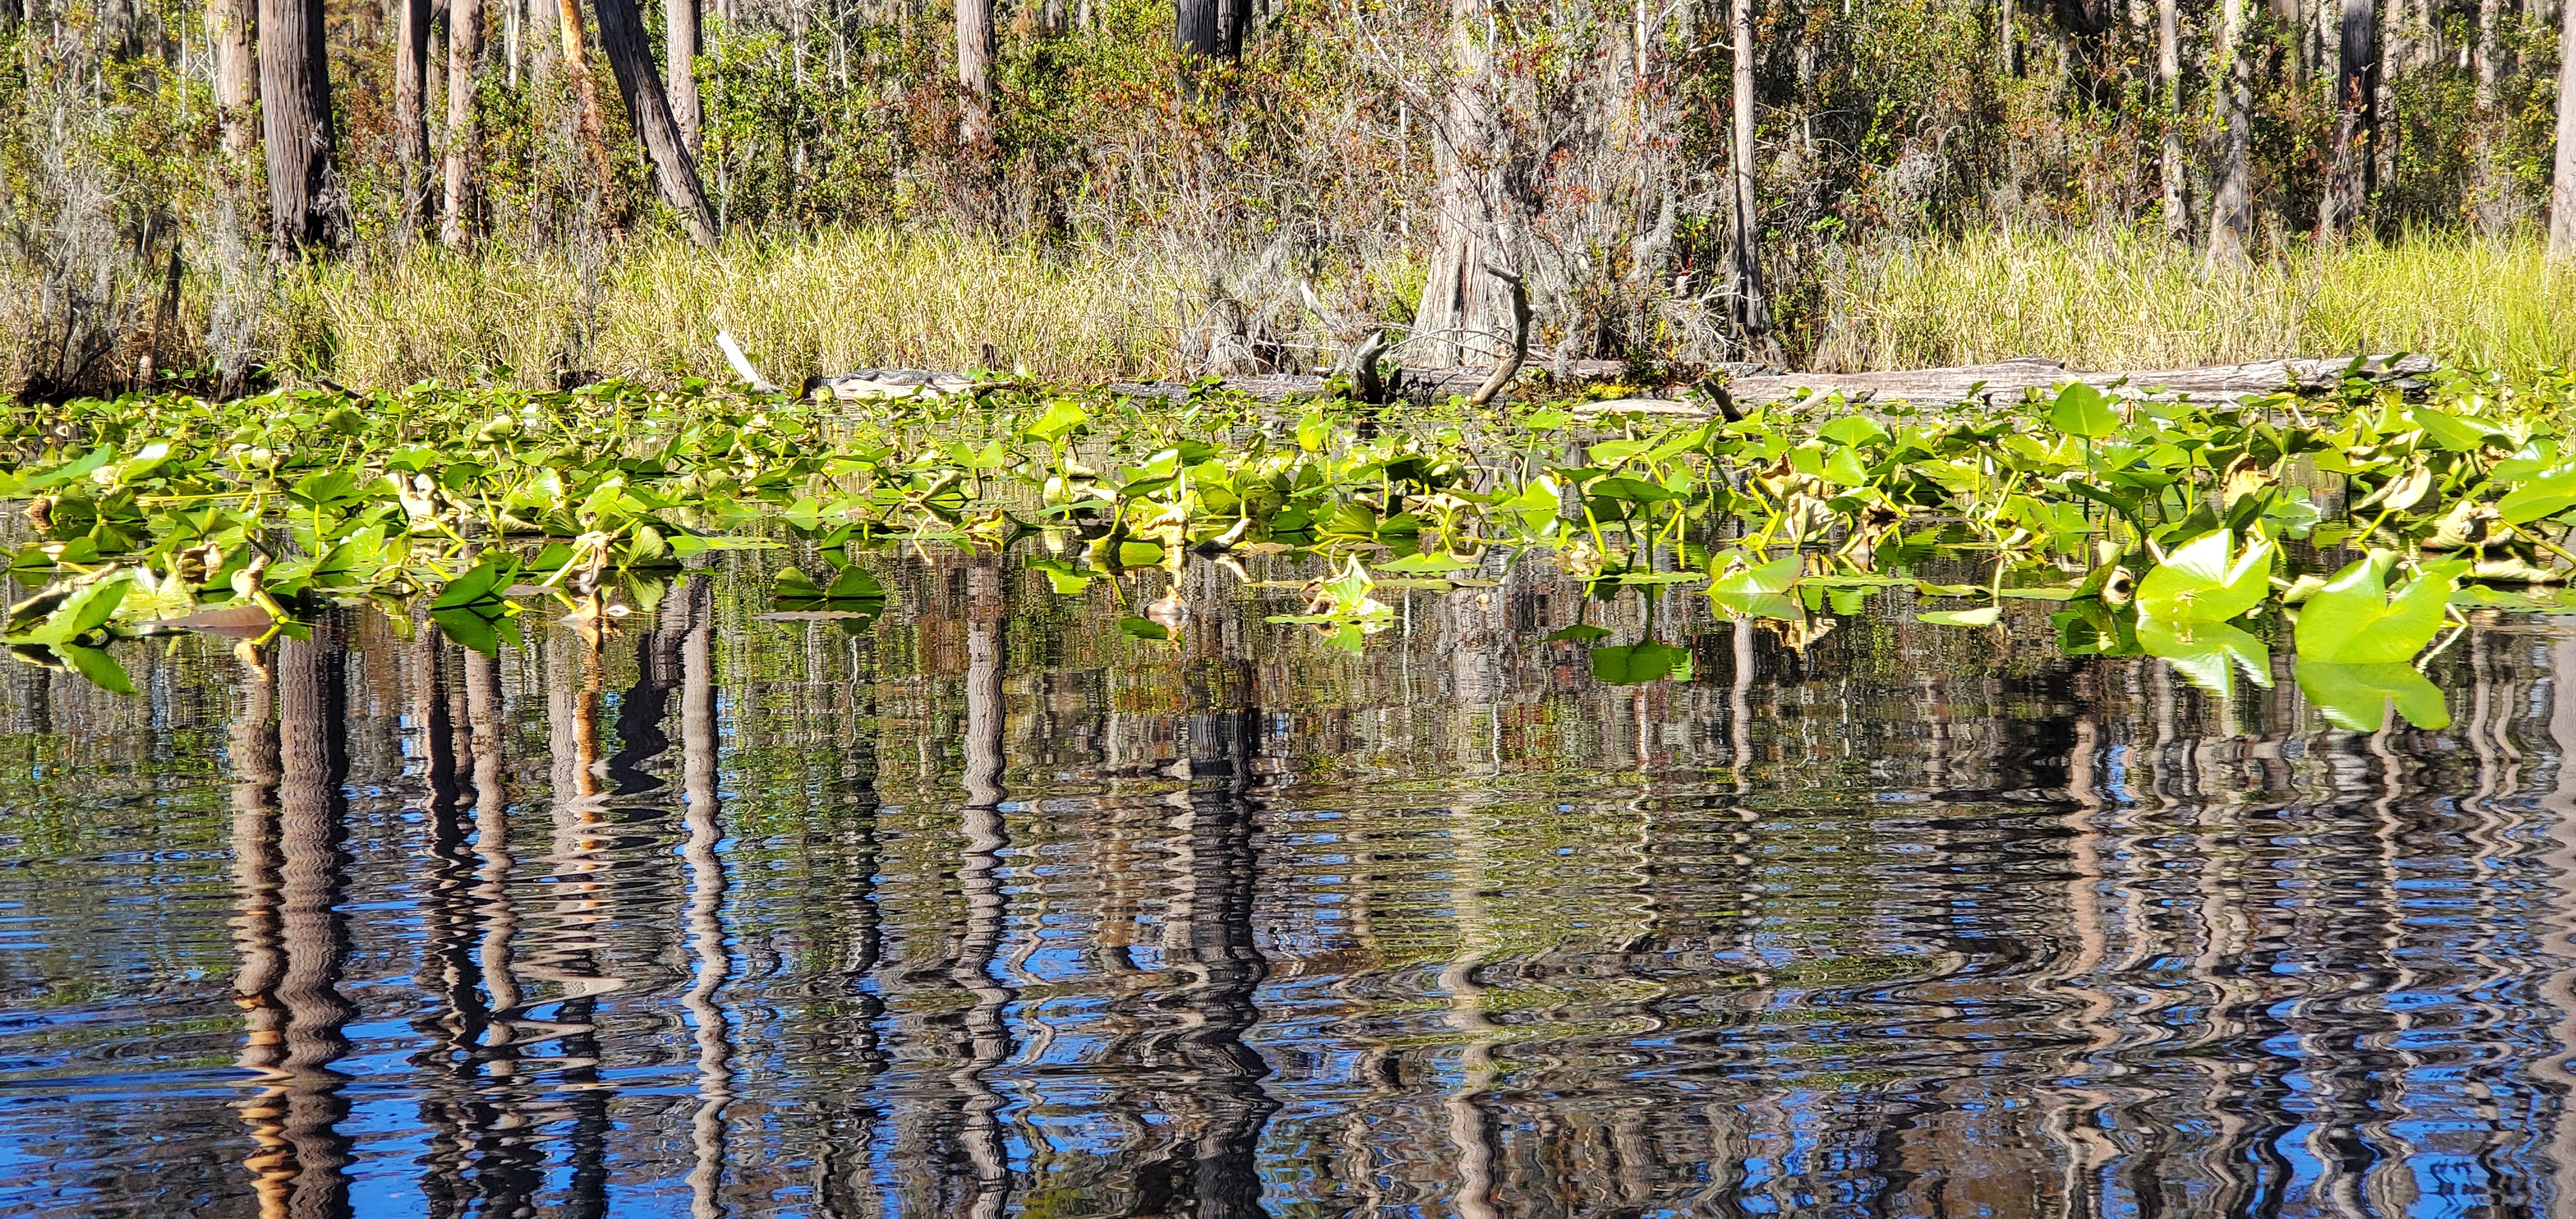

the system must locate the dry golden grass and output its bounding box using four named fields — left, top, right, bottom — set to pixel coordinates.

left=1811, top=228, right=2576, bottom=376
left=270, top=227, right=1187, bottom=388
